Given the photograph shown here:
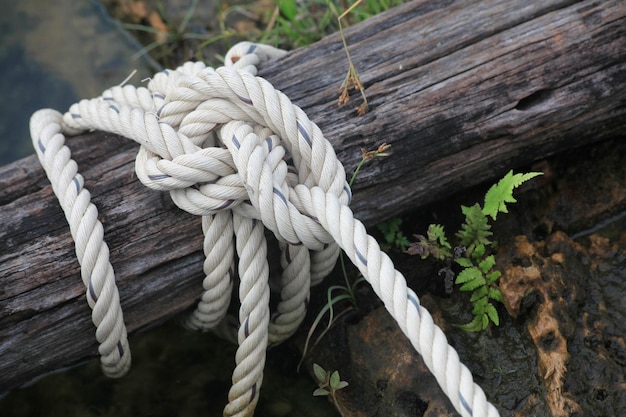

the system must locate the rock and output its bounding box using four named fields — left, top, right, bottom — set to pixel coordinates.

left=498, top=233, right=583, bottom=417
left=301, top=304, right=459, bottom=417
